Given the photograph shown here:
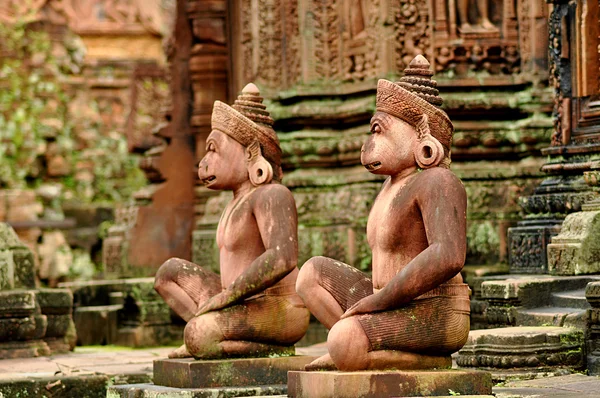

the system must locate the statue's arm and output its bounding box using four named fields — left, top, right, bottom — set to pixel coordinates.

left=342, top=169, right=467, bottom=318
left=196, top=184, right=298, bottom=316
